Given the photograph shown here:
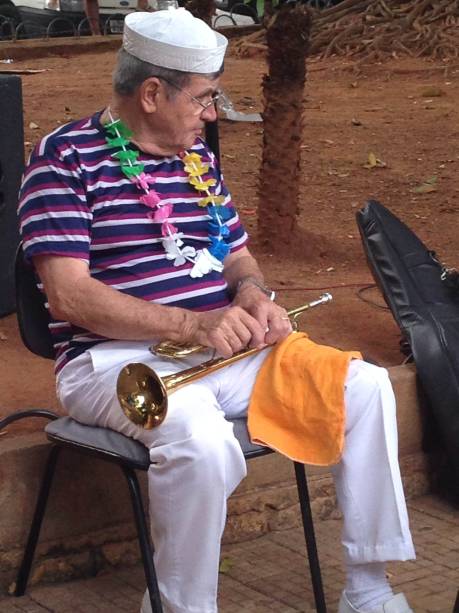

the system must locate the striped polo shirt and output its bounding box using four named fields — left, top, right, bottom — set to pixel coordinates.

left=18, top=111, right=248, bottom=373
